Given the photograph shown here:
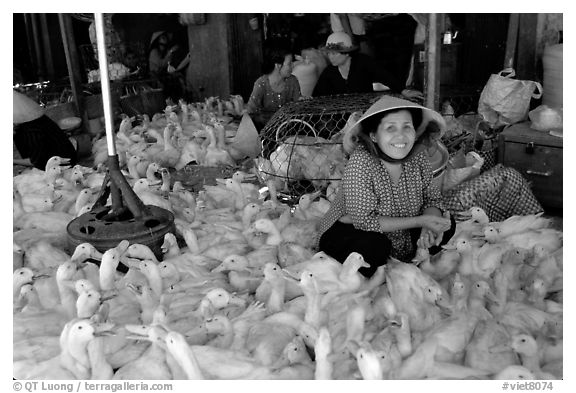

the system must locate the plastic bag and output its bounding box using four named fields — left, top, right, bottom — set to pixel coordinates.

left=528, top=105, right=563, bottom=131
left=442, top=150, right=484, bottom=192
left=478, top=68, right=543, bottom=128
